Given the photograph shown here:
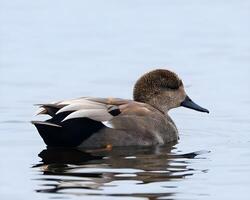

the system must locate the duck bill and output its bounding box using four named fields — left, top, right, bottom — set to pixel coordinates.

left=181, top=96, right=209, bottom=113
